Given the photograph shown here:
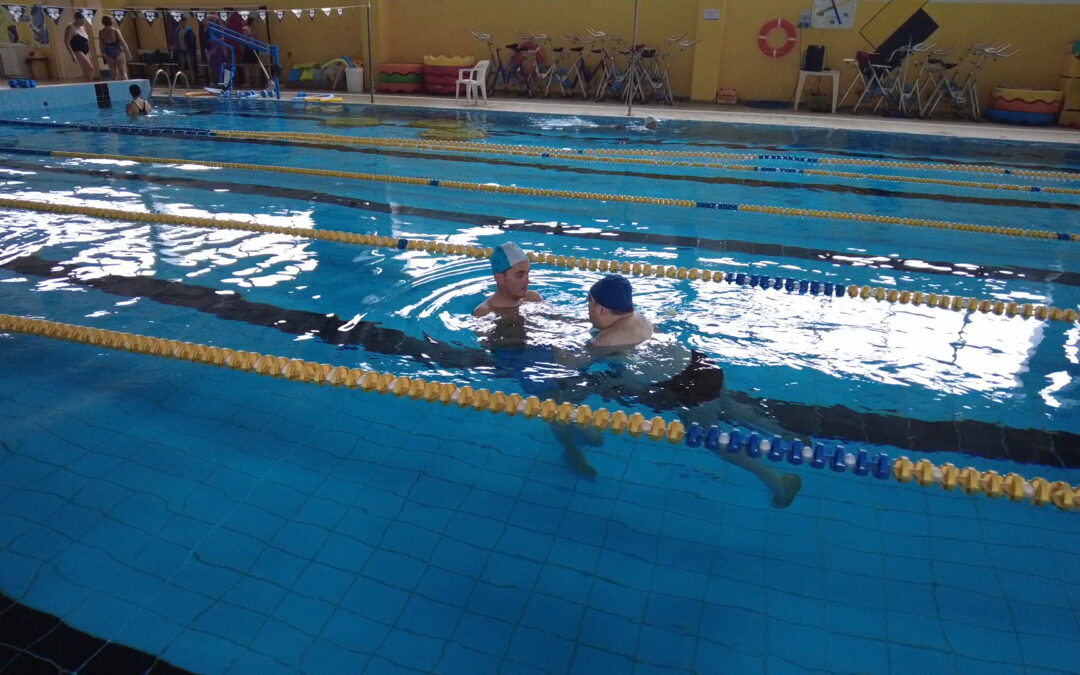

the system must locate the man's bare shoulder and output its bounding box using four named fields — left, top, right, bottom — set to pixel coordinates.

left=472, top=297, right=493, bottom=317
left=592, top=314, right=653, bottom=348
